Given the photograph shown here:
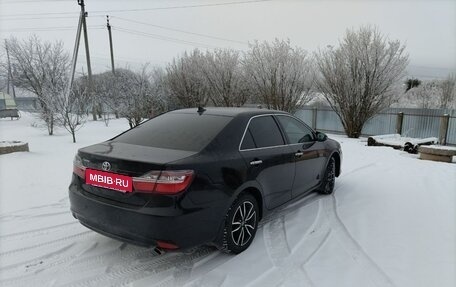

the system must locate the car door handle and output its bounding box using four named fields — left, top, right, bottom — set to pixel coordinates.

left=295, top=151, right=303, bottom=157
left=250, top=160, right=263, bottom=166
